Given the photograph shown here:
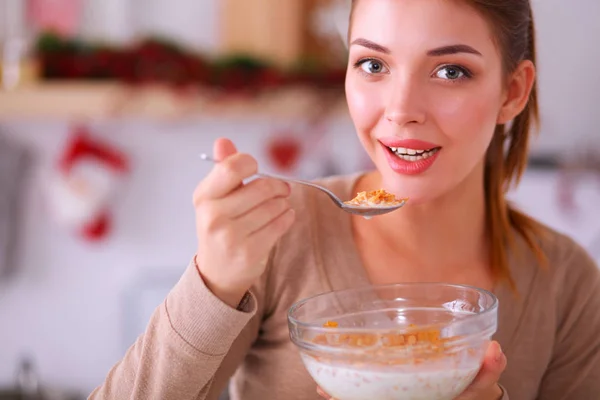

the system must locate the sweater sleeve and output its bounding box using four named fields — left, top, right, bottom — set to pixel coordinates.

left=88, top=259, right=261, bottom=400
left=535, top=243, right=600, bottom=400
left=498, top=384, right=509, bottom=400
